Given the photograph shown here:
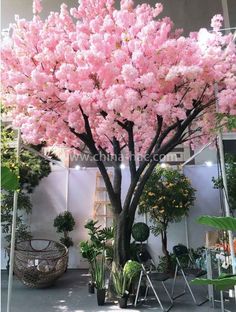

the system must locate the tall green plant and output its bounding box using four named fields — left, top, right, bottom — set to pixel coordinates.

left=139, top=166, right=195, bottom=272
left=112, top=260, right=141, bottom=297
left=80, top=220, right=114, bottom=282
